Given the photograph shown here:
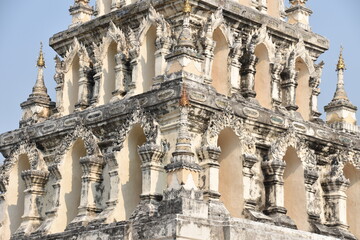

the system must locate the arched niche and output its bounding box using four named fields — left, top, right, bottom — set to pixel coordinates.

left=283, top=146, right=310, bottom=231
left=212, top=28, right=230, bottom=96
left=218, top=128, right=244, bottom=218
left=113, top=124, right=146, bottom=220
left=254, top=43, right=272, bottom=109
left=63, top=54, right=80, bottom=115
left=343, top=163, right=360, bottom=239
left=49, top=138, right=85, bottom=233
left=95, top=0, right=111, bottom=16
left=5, top=154, right=31, bottom=236
left=136, top=25, right=156, bottom=95
left=295, top=57, right=311, bottom=121
left=99, top=41, right=117, bottom=104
